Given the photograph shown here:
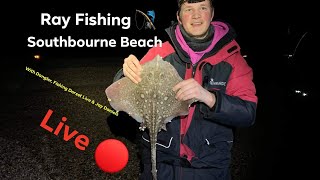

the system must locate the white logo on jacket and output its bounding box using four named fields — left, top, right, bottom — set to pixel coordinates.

left=209, top=78, right=226, bottom=86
